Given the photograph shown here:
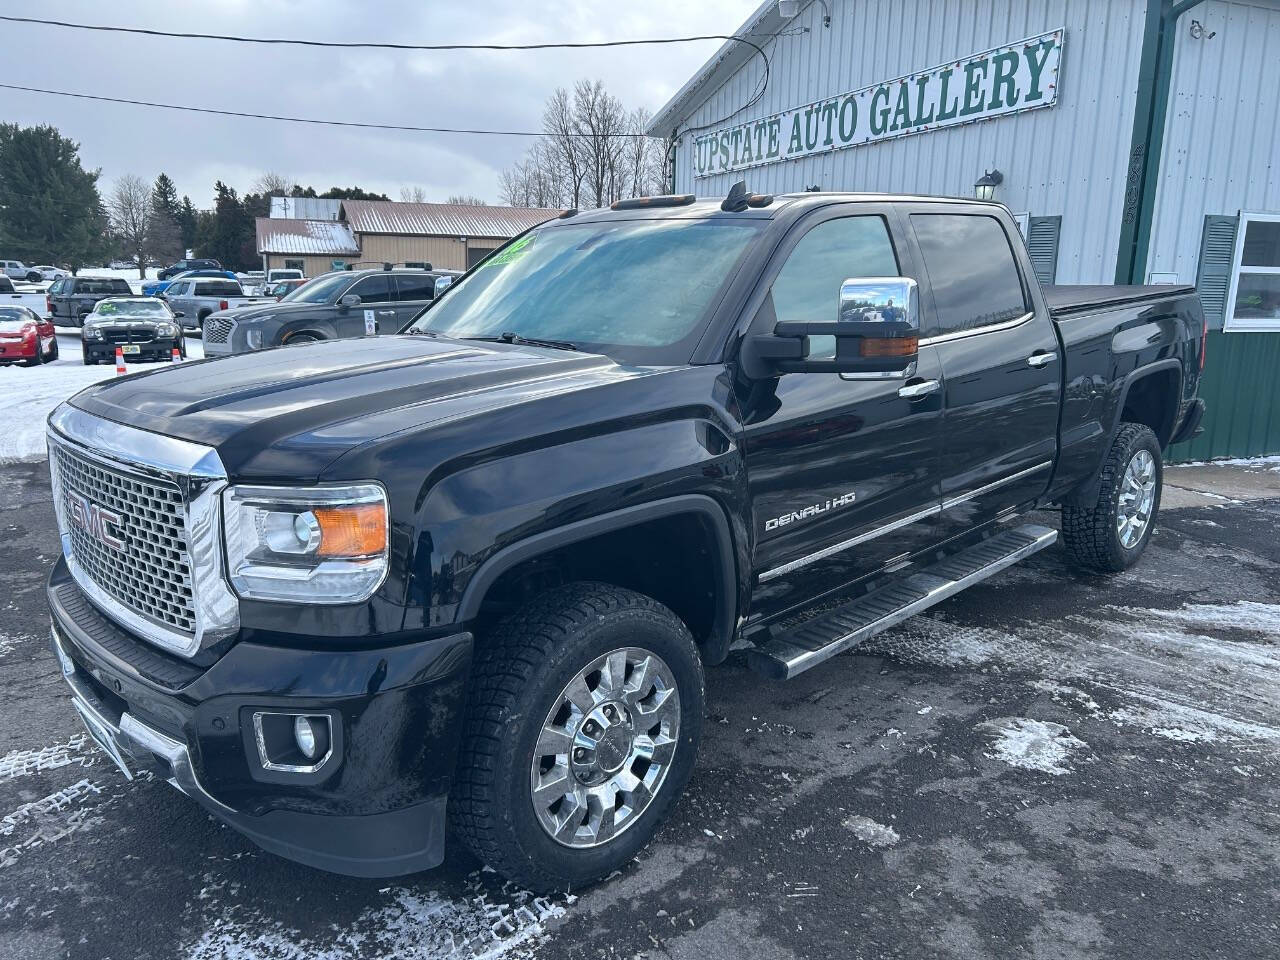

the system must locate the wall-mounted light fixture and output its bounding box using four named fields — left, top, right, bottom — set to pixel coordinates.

left=777, top=0, right=830, bottom=27
left=974, top=169, right=1004, bottom=201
